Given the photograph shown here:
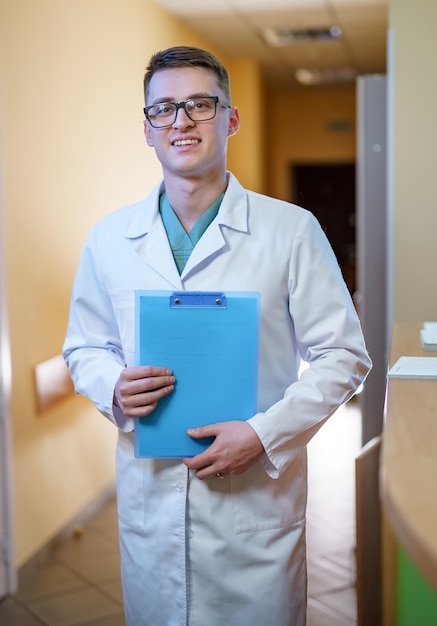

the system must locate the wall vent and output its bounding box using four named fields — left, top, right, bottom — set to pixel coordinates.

left=262, top=25, right=342, bottom=47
